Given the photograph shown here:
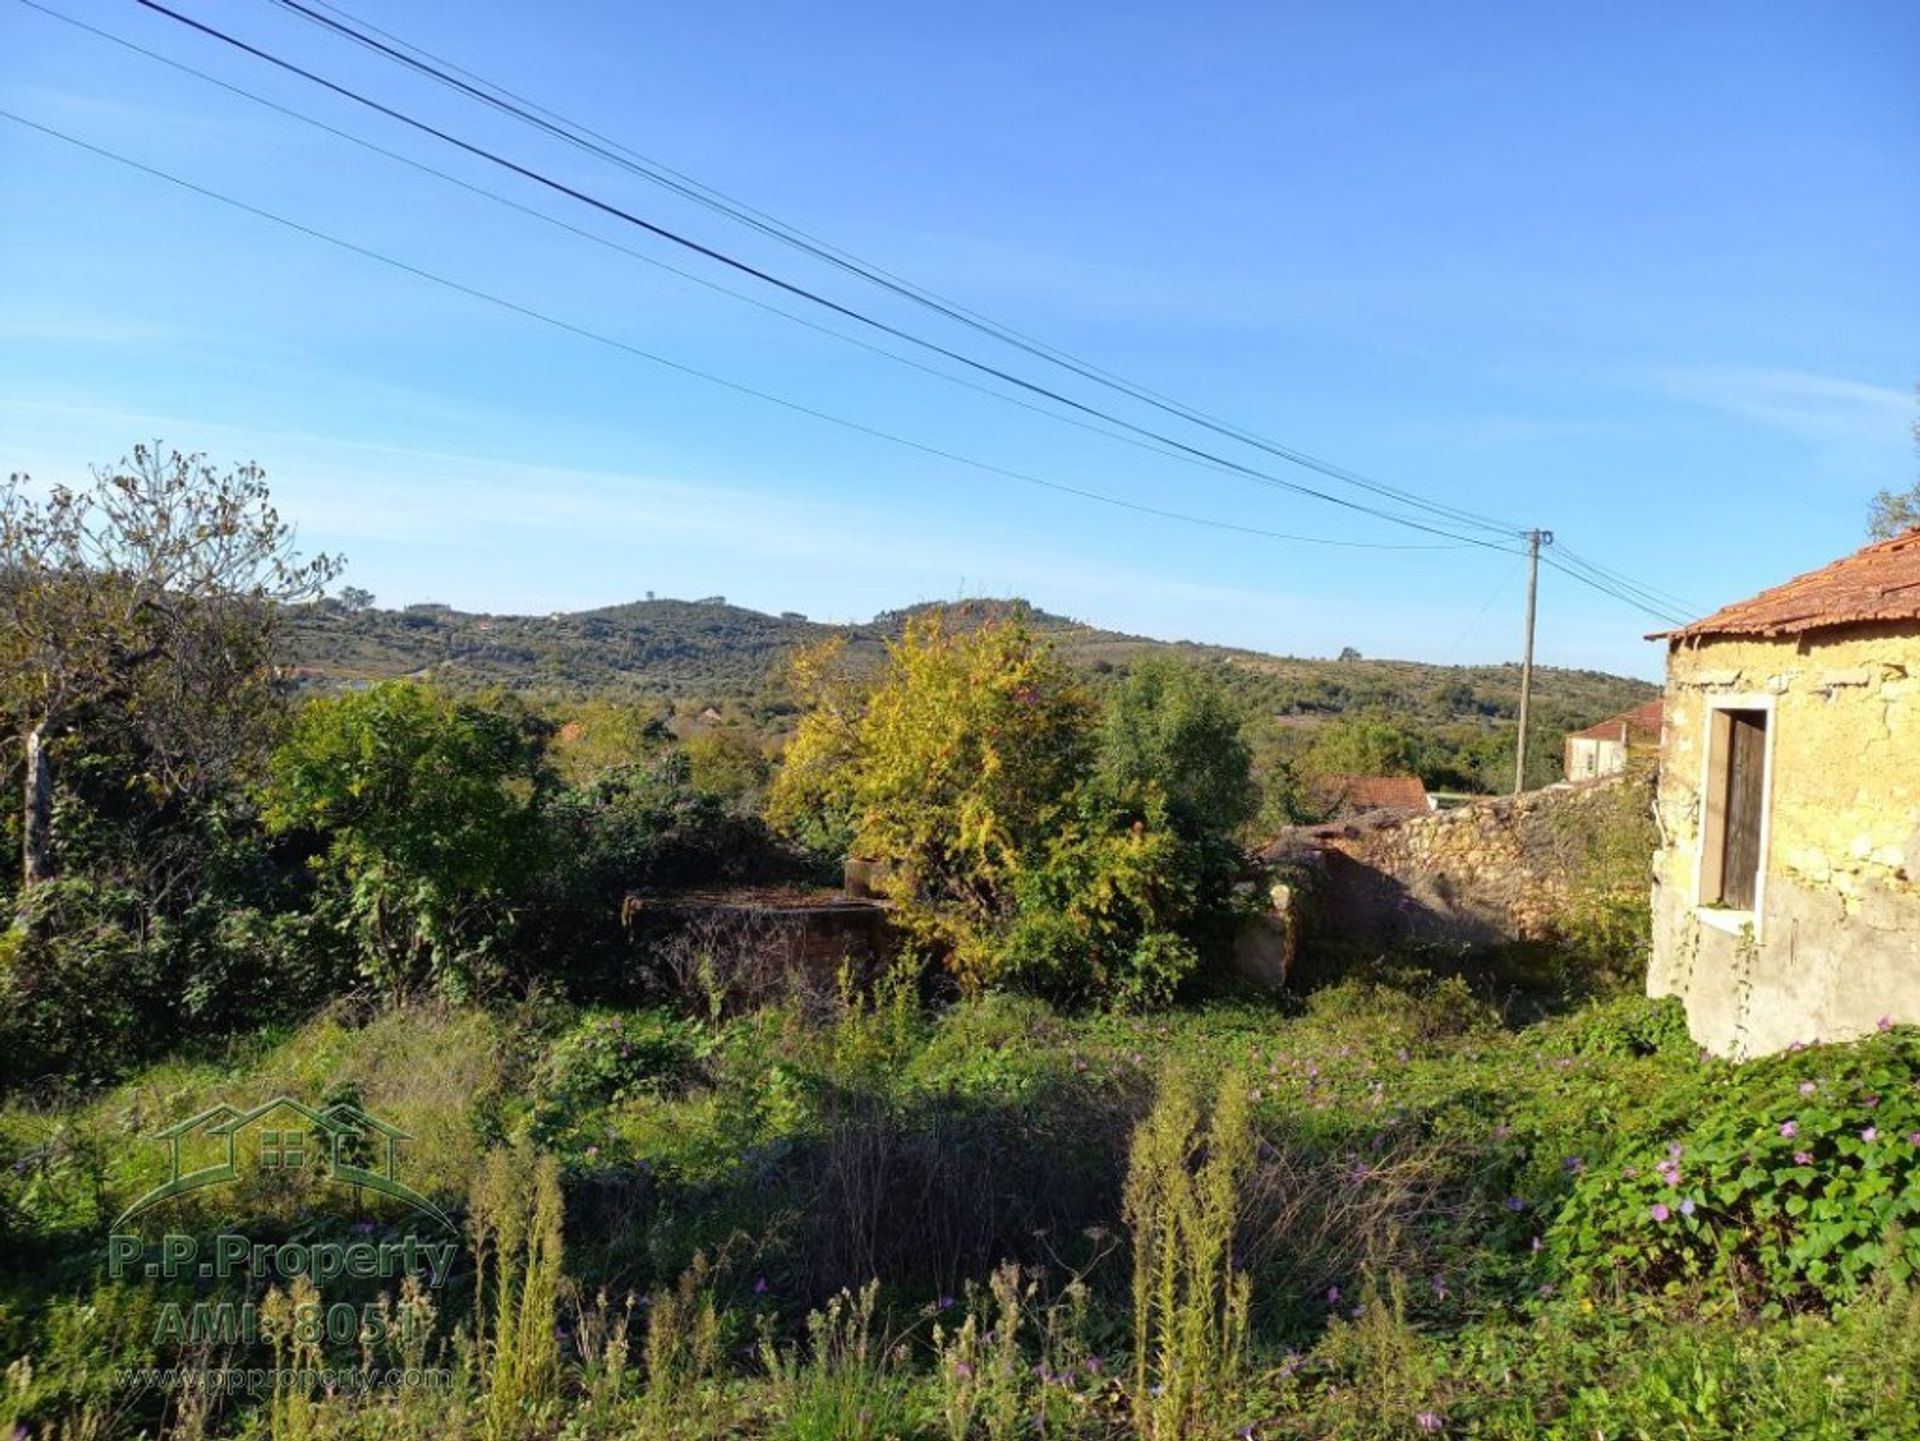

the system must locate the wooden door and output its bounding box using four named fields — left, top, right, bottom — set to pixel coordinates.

left=1719, top=710, right=1767, bottom=910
